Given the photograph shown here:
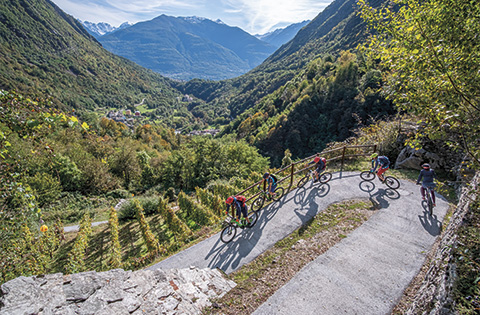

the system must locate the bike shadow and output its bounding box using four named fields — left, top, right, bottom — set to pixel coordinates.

left=418, top=202, right=442, bottom=236
left=292, top=183, right=331, bottom=223
left=205, top=221, right=262, bottom=273
left=358, top=180, right=400, bottom=210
